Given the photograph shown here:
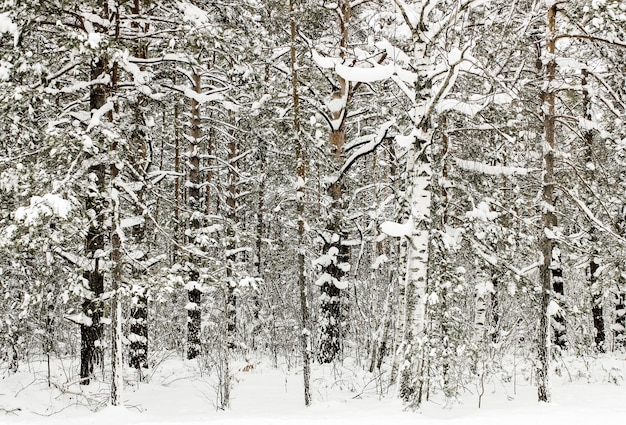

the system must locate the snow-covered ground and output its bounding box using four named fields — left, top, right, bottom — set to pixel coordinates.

left=1, top=353, right=624, bottom=424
